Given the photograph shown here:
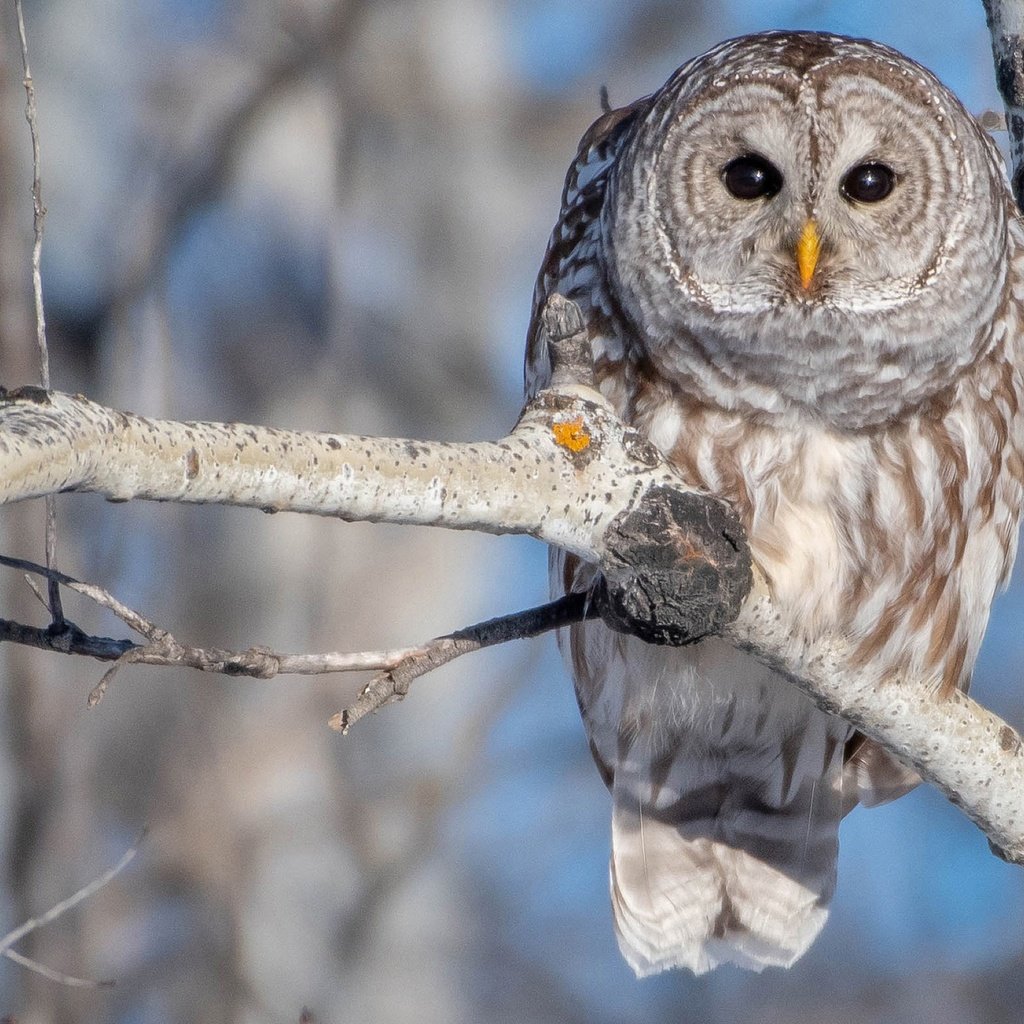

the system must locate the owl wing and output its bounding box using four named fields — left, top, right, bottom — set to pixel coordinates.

left=525, top=96, right=651, bottom=403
